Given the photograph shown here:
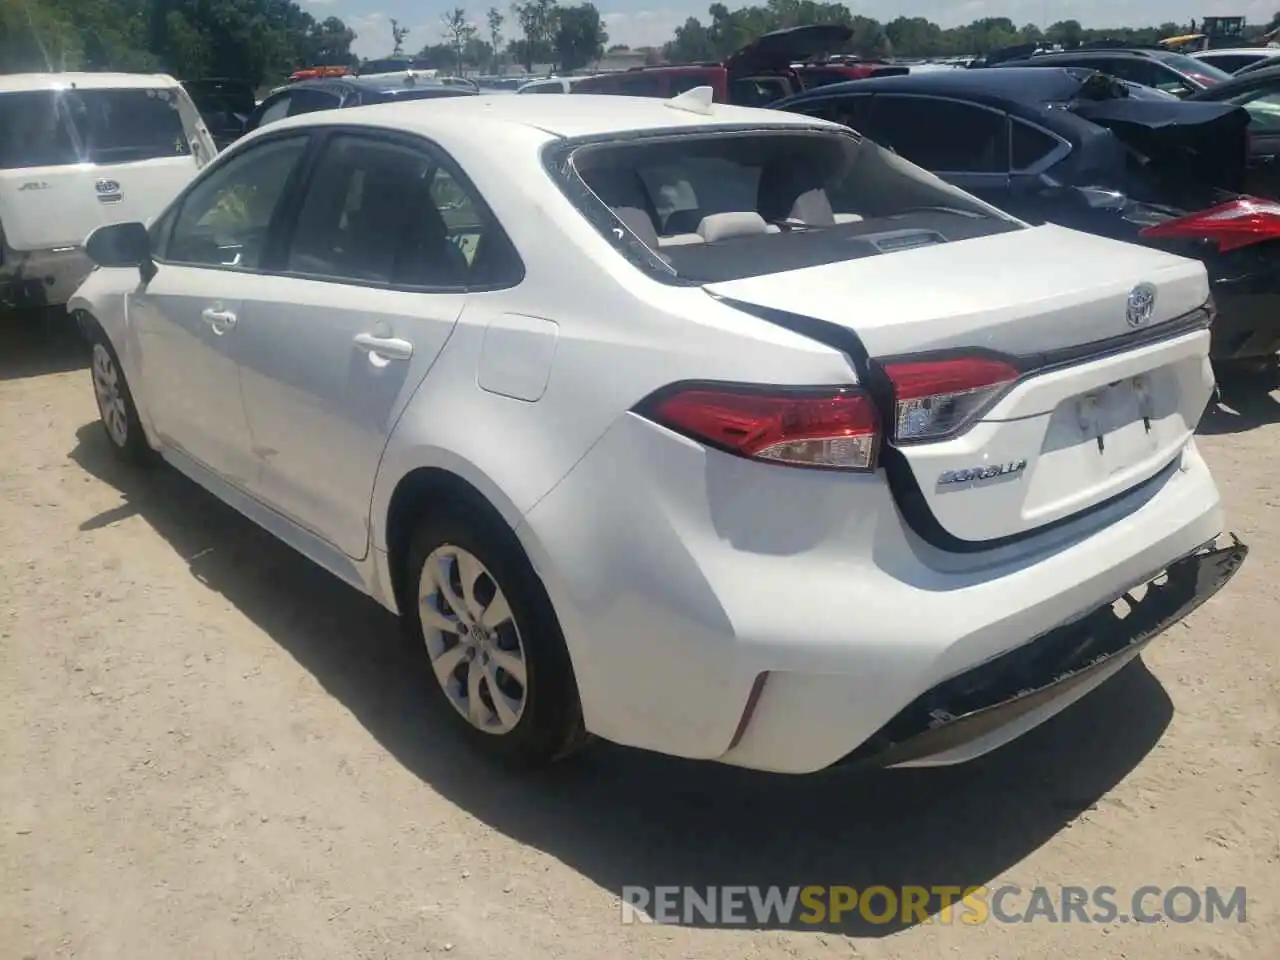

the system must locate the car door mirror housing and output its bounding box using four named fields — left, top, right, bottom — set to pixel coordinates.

left=84, top=221, right=157, bottom=282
